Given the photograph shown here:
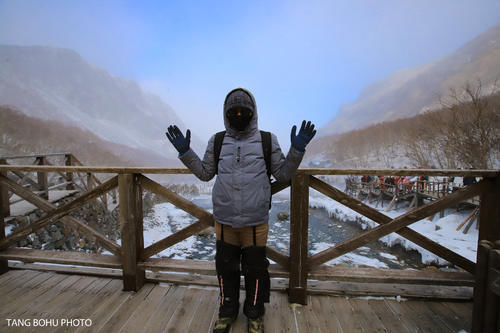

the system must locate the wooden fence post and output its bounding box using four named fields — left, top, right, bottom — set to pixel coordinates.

left=0, top=158, right=9, bottom=218
left=483, top=248, right=500, bottom=333
left=0, top=159, right=8, bottom=274
left=118, top=173, right=145, bottom=291
left=65, top=154, right=74, bottom=190
left=479, top=176, right=500, bottom=242
left=36, top=156, right=48, bottom=199
left=472, top=240, right=493, bottom=333
left=288, top=173, right=309, bottom=304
